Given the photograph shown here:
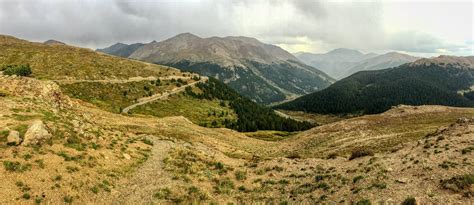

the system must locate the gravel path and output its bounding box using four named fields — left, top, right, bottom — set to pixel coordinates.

left=112, top=139, right=176, bottom=204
